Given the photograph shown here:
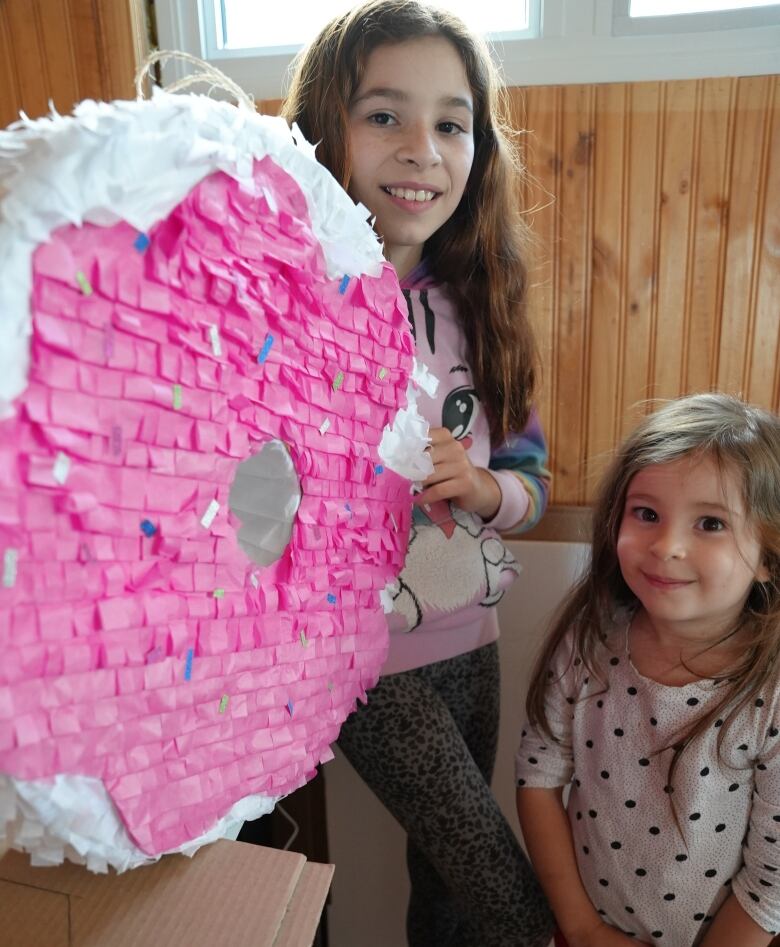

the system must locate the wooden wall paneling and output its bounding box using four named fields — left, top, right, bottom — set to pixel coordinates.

left=653, top=80, right=698, bottom=401
left=2, top=1, right=51, bottom=120
left=70, top=0, right=111, bottom=103
left=0, top=0, right=146, bottom=125
left=0, top=5, right=21, bottom=128
left=553, top=84, right=596, bottom=505
left=752, top=79, right=780, bottom=408
left=36, top=0, right=81, bottom=115
left=620, top=82, right=662, bottom=439
left=514, top=84, right=561, bottom=457
left=718, top=75, right=775, bottom=397
left=586, top=82, right=627, bottom=492
left=683, top=77, right=734, bottom=395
